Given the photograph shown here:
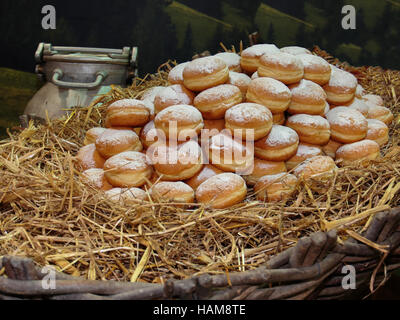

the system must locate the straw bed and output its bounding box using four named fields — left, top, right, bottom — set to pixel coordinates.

left=0, top=48, right=399, bottom=285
